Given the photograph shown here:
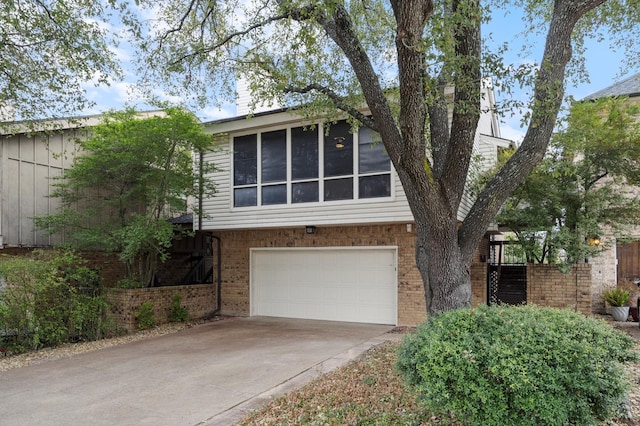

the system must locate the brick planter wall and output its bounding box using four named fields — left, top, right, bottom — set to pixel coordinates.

left=105, top=284, right=217, bottom=332
left=528, top=264, right=592, bottom=315
left=471, top=263, right=592, bottom=315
